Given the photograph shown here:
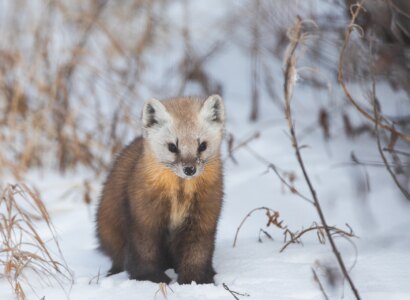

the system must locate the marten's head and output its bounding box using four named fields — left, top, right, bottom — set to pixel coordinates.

left=142, top=95, right=225, bottom=179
